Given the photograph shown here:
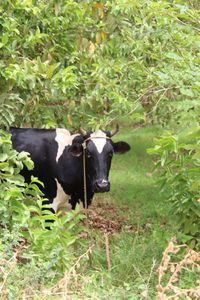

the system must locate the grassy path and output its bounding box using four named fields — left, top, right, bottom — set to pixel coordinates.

left=73, top=125, right=175, bottom=299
